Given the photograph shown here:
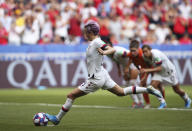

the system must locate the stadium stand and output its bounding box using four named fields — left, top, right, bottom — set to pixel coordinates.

left=0, top=0, right=191, bottom=45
